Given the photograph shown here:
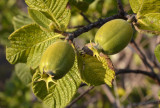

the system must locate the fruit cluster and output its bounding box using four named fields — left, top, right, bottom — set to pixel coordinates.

left=39, top=19, right=133, bottom=83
